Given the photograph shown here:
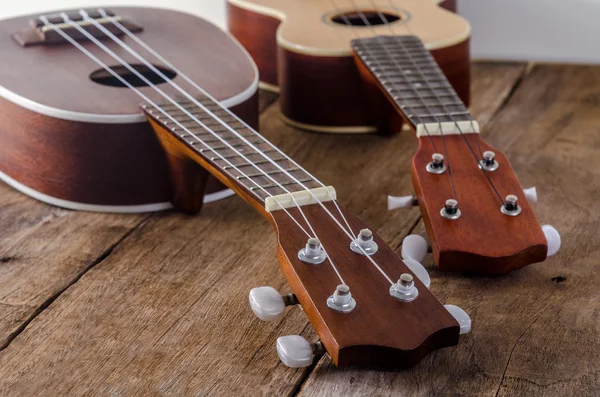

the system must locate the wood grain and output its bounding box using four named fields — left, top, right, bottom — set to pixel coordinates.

left=1, top=62, right=598, bottom=396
